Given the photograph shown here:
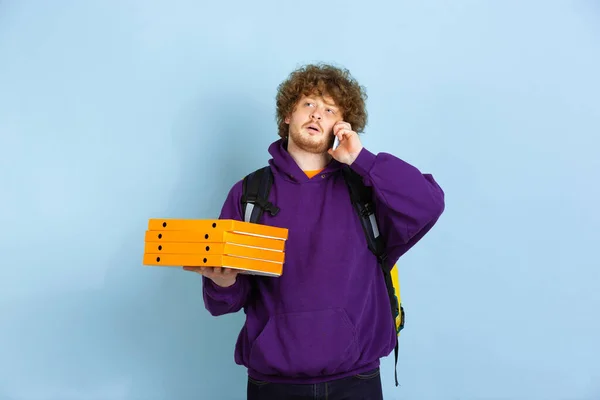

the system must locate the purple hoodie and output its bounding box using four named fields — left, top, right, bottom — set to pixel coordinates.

left=202, top=139, right=445, bottom=384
